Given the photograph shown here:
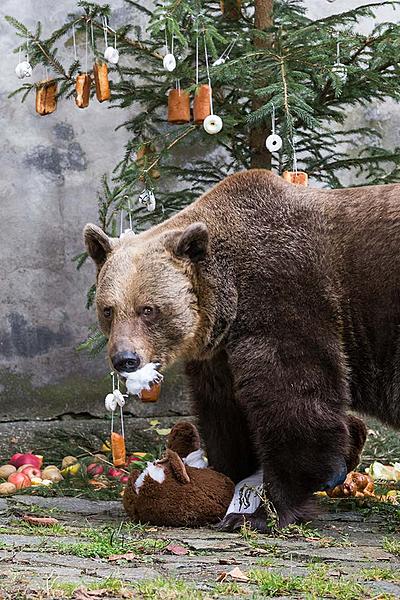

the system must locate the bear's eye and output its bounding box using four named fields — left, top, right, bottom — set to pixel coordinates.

left=141, top=306, right=154, bottom=317
left=103, top=307, right=113, bottom=319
